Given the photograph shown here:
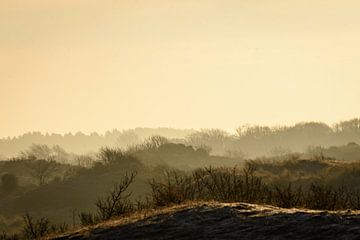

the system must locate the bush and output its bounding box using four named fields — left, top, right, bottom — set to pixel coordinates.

left=0, top=232, right=19, bottom=240
left=272, top=184, right=303, bottom=208
left=27, top=160, right=59, bottom=186
left=97, top=147, right=142, bottom=169
left=78, top=212, right=98, bottom=226
left=22, top=213, right=68, bottom=239
left=79, top=172, right=137, bottom=226
left=149, top=165, right=360, bottom=210
left=149, top=169, right=197, bottom=206
left=1, top=173, right=18, bottom=194
left=149, top=165, right=269, bottom=206
left=95, top=172, right=137, bottom=220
